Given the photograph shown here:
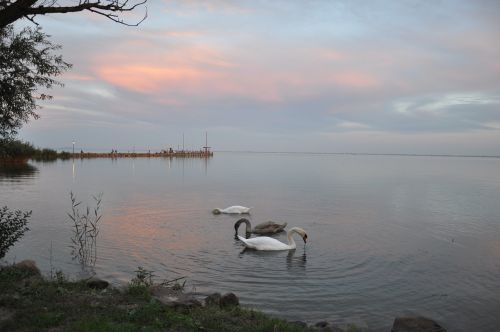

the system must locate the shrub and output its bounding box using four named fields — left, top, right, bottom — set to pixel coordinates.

left=0, top=139, right=70, bottom=161
left=32, top=148, right=59, bottom=161
left=0, top=139, right=36, bottom=160
left=0, top=206, right=31, bottom=258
